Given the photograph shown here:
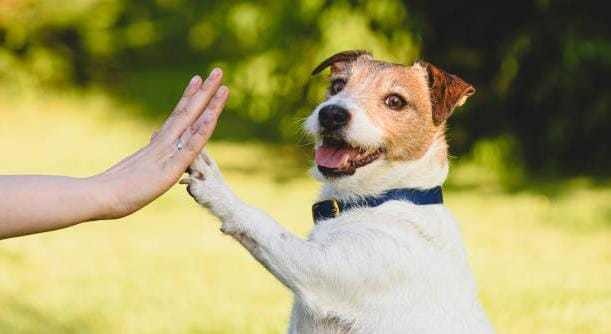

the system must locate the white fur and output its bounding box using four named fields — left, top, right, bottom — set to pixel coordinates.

left=185, top=106, right=493, bottom=332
